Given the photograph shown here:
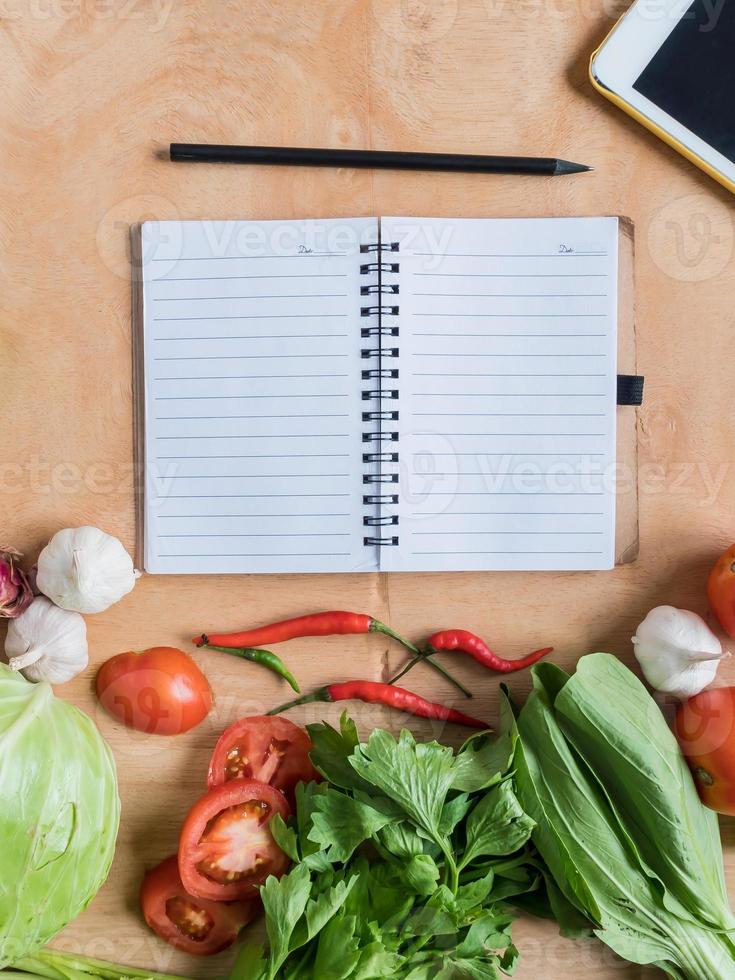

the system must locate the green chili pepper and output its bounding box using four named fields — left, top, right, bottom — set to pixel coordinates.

left=203, top=644, right=300, bottom=692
